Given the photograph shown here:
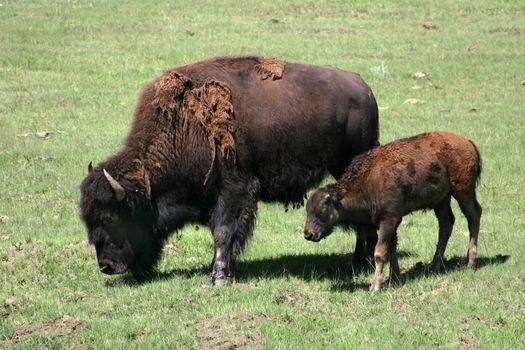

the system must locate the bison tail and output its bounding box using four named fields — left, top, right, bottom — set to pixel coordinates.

left=468, top=139, right=482, bottom=186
